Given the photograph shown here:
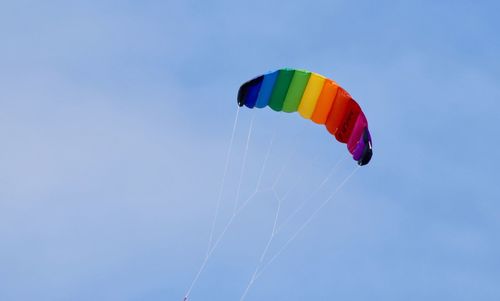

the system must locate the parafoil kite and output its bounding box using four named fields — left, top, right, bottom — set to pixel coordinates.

left=237, top=68, right=373, bottom=166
